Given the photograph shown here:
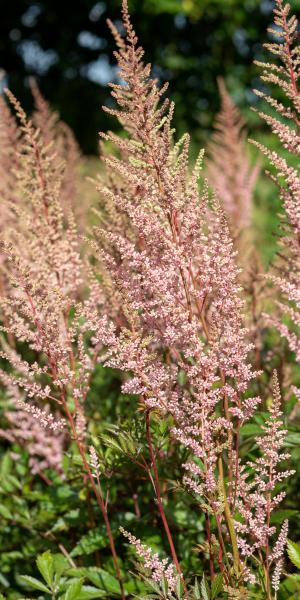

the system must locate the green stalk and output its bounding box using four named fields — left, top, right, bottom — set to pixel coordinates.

left=218, top=457, right=240, bottom=576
